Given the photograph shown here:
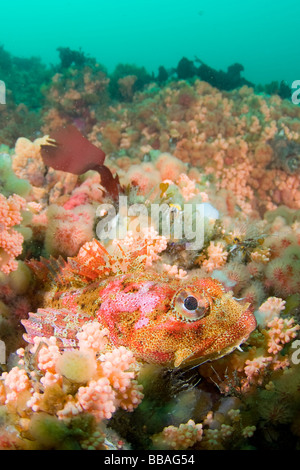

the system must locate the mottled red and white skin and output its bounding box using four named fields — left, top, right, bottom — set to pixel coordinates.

left=22, top=240, right=256, bottom=368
